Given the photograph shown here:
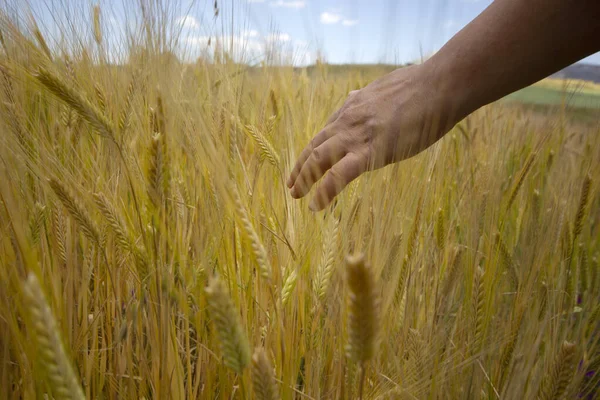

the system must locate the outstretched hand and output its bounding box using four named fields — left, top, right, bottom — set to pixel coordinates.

left=287, top=64, right=459, bottom=211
